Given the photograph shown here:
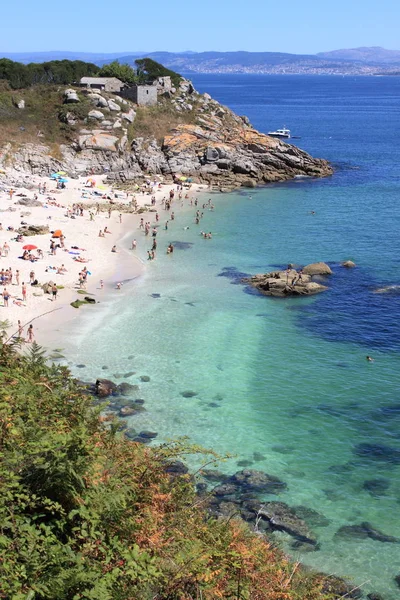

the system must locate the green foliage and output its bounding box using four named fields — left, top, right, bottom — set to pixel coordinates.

left=98, top=60, right=137, bottom=85
left=135, top=57, right=182, bottom=87
left=0, top=344, right=334, bottom=600
left=0, top=58, right=99, bottom=89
